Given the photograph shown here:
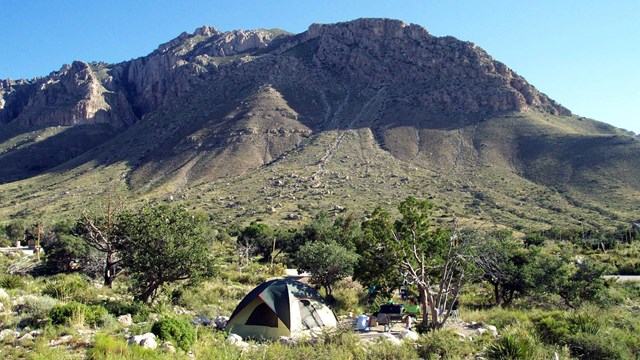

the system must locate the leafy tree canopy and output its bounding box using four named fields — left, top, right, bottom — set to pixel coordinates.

left=115, top=204, right=218, bottom=303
